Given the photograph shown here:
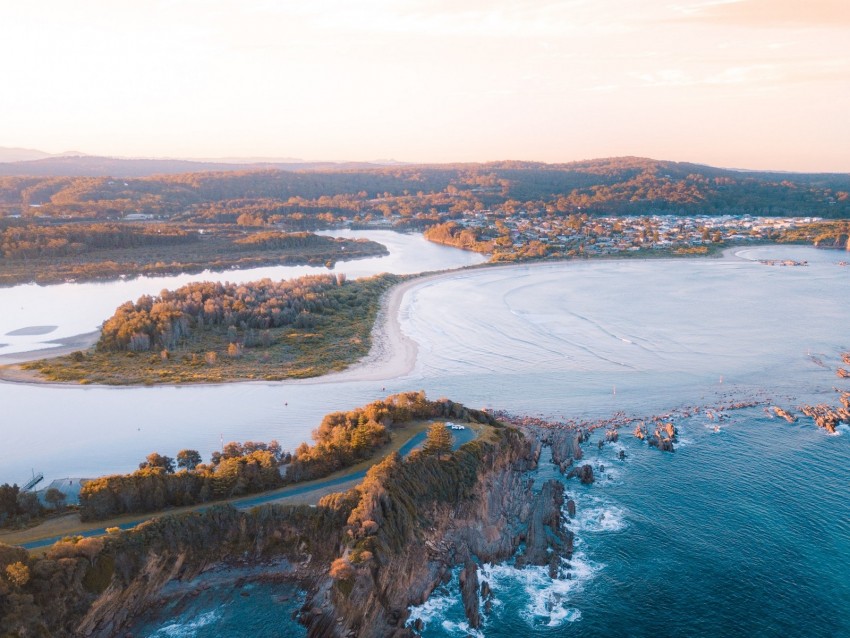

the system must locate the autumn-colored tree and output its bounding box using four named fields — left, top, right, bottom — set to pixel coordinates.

left=4, top=561, right=29, bottom=587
